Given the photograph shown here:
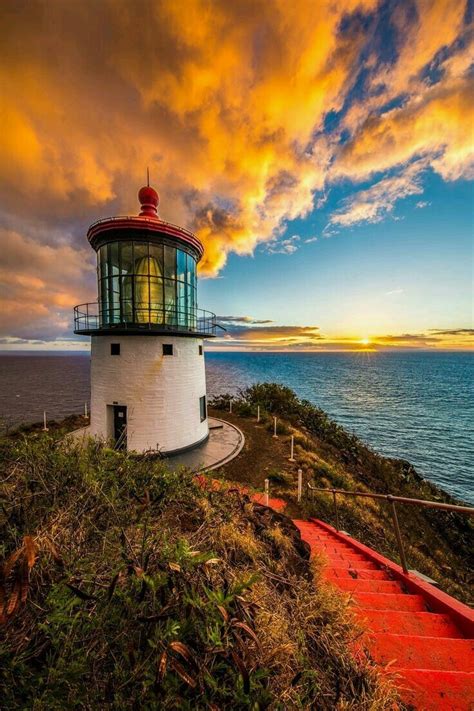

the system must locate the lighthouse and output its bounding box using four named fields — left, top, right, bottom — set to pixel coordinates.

left=74, top=184, right=217, bottom=453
